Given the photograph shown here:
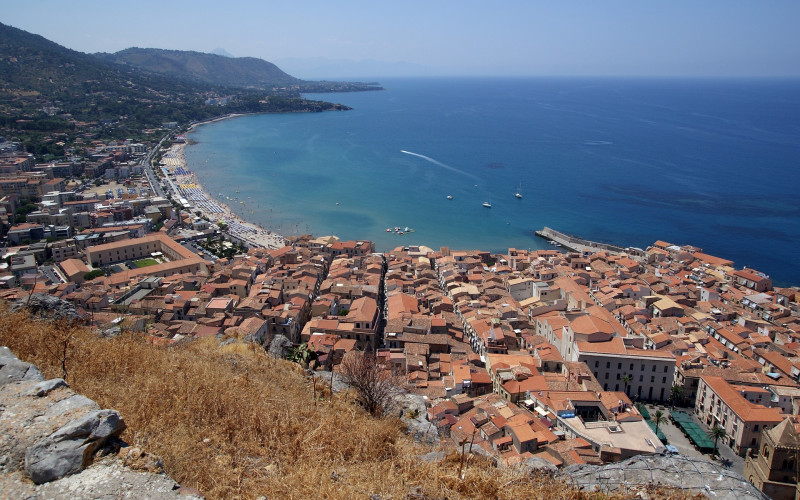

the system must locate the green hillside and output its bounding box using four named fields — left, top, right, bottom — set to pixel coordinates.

left=96, top=47, right=301, bottom=89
